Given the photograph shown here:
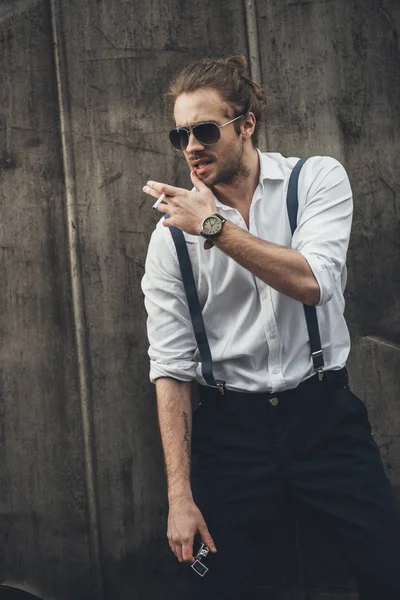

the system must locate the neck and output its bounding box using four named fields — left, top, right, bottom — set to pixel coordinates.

left=212, top=146, right=260, bottom=222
